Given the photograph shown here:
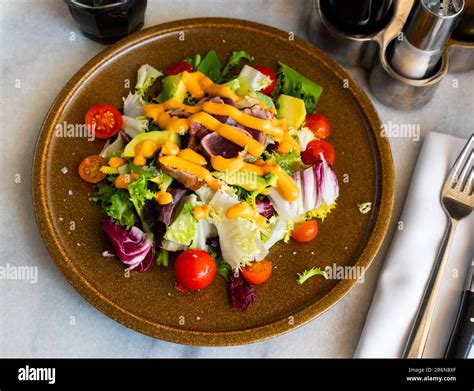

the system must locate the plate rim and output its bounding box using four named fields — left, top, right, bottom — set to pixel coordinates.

left=32, top=17, right=394, bottom=346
